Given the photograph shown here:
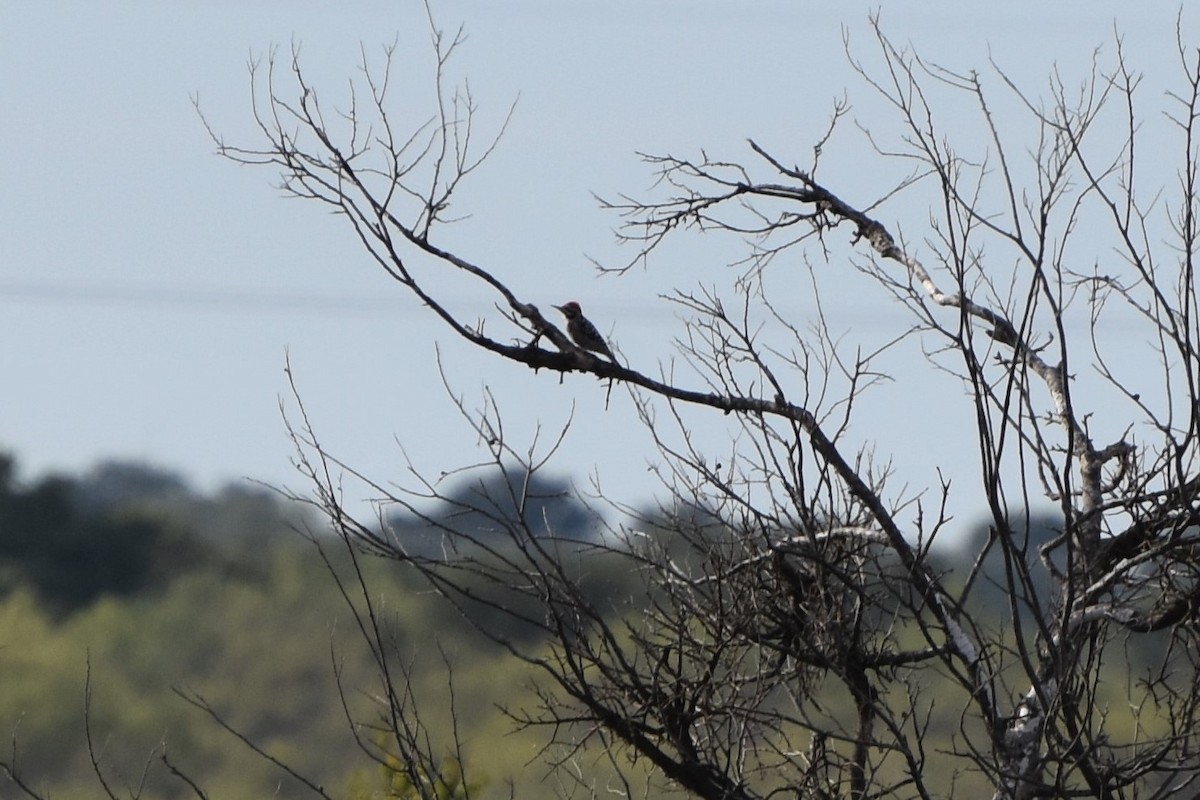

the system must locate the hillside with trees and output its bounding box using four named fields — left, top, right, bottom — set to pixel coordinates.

left=0, top=451, right=1176, bottom=798
left=0, top=454, right=639, bottom=797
